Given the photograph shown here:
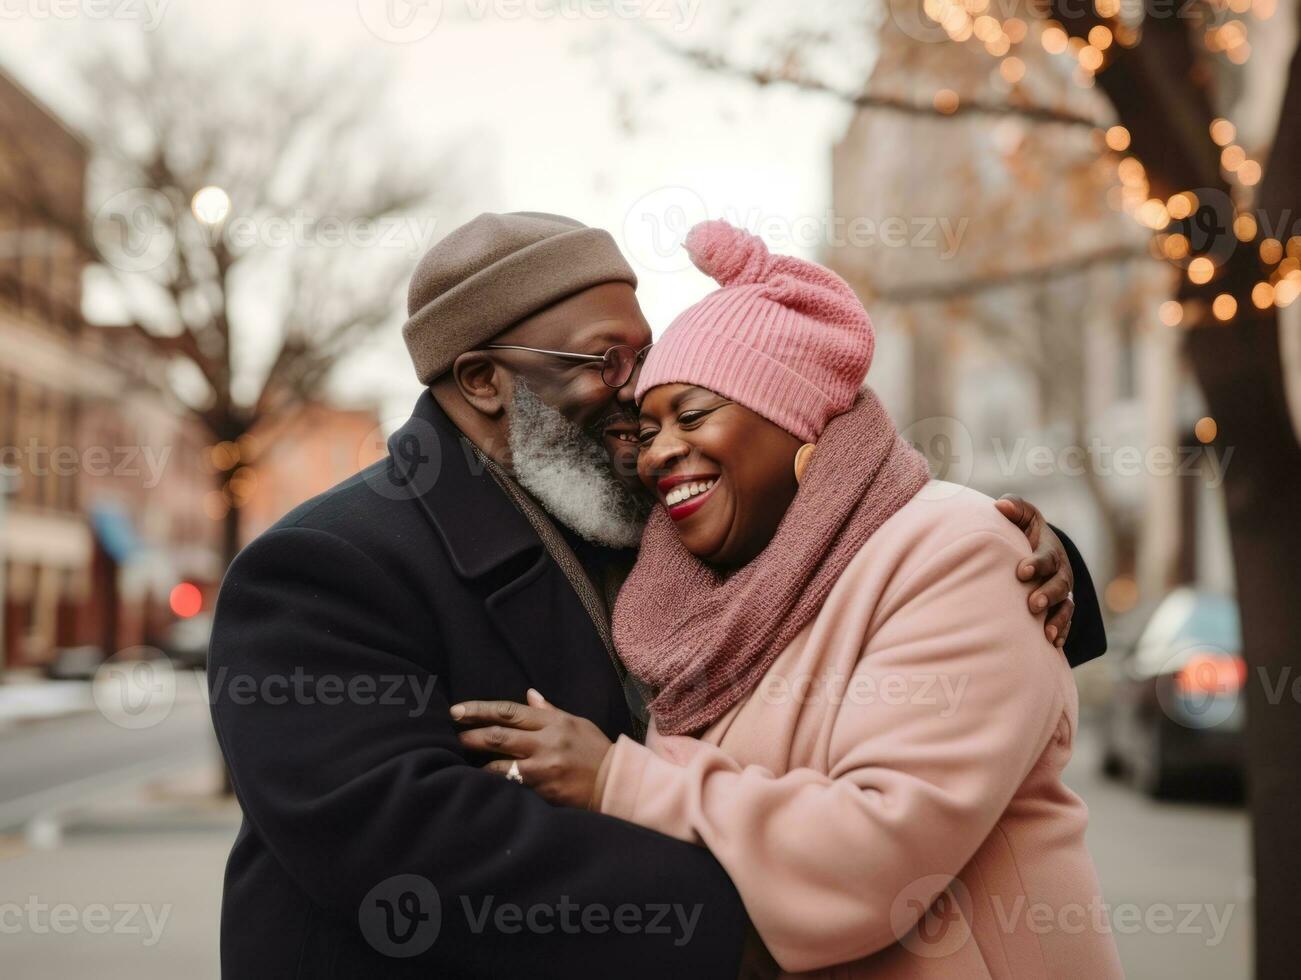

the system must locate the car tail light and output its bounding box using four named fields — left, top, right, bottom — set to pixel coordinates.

left=1175, top=652, right=1246, bottom=697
